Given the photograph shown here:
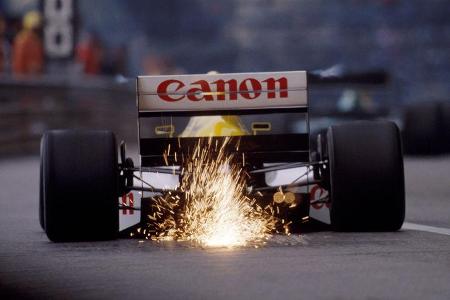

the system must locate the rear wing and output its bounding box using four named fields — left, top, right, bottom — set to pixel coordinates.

left=136, top=71, right=309, bottom=166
